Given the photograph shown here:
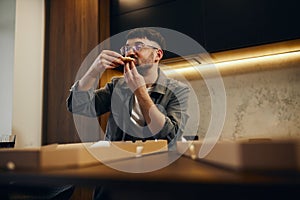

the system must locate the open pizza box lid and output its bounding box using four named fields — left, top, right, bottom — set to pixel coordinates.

left=177, top=138, right=300, bottom=171
left=0, top=140, right=168, bottom=170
